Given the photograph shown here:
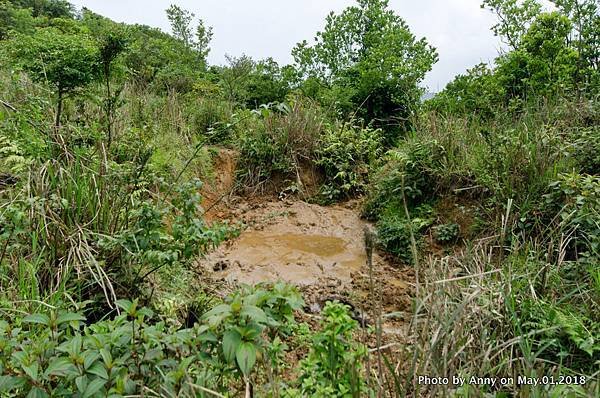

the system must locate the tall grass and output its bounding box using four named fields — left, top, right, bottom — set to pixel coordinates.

left=368, top=98, right=599, bottom=397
